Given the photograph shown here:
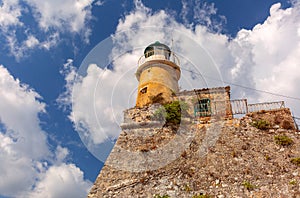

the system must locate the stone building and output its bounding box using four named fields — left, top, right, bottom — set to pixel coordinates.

left=135, top=41, right=232, bottom=120
left=88, top=42, right=300, bottom=197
